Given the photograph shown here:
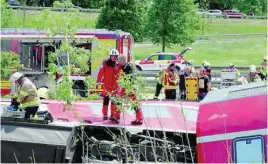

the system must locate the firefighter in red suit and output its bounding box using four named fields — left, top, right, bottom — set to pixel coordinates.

left=118, top=55, right=143, bottom=125
left=97, top=49, right=121, bottom=121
